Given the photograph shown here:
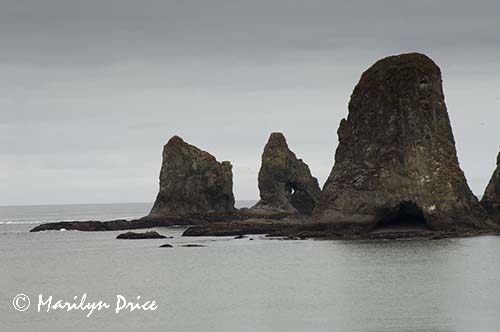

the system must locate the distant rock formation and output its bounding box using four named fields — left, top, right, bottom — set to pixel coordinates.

left=253, top=132, right=321, bottom=215
left=116, top=231, right=166, bottom=240
left=316, top=53, right=489, bottom=232
left=149, top=136, right=235, bottom=217
left=481, top=152, right=500, bottom=220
